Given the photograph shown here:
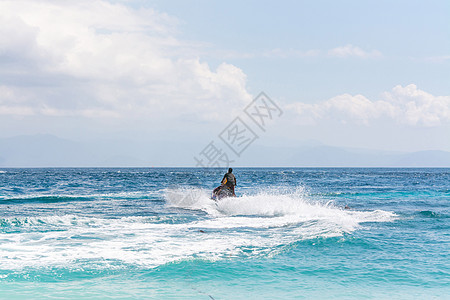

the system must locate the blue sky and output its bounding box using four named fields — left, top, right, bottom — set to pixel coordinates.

left=149, top=0, right=449, bottom=97
left=0, top=0, right=449, bottom=165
